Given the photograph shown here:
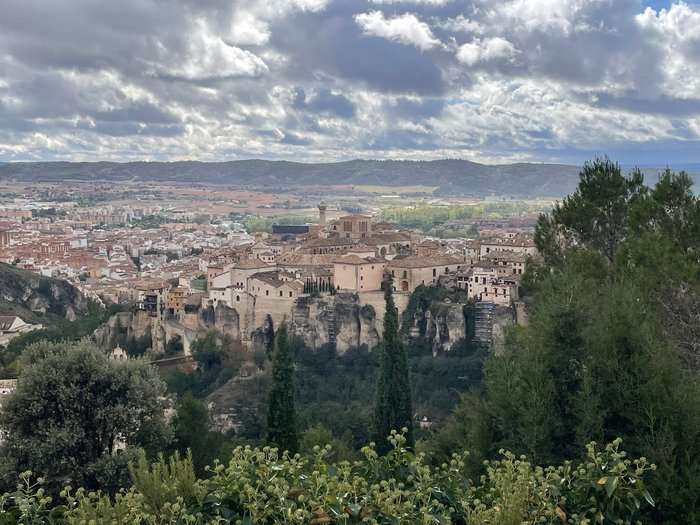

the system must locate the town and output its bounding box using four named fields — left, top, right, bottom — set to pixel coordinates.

left=0, top=193, right=539, bottom=355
